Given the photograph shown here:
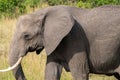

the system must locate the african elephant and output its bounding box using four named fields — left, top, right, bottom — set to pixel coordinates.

left=0, top=5, right=120, bottom=80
